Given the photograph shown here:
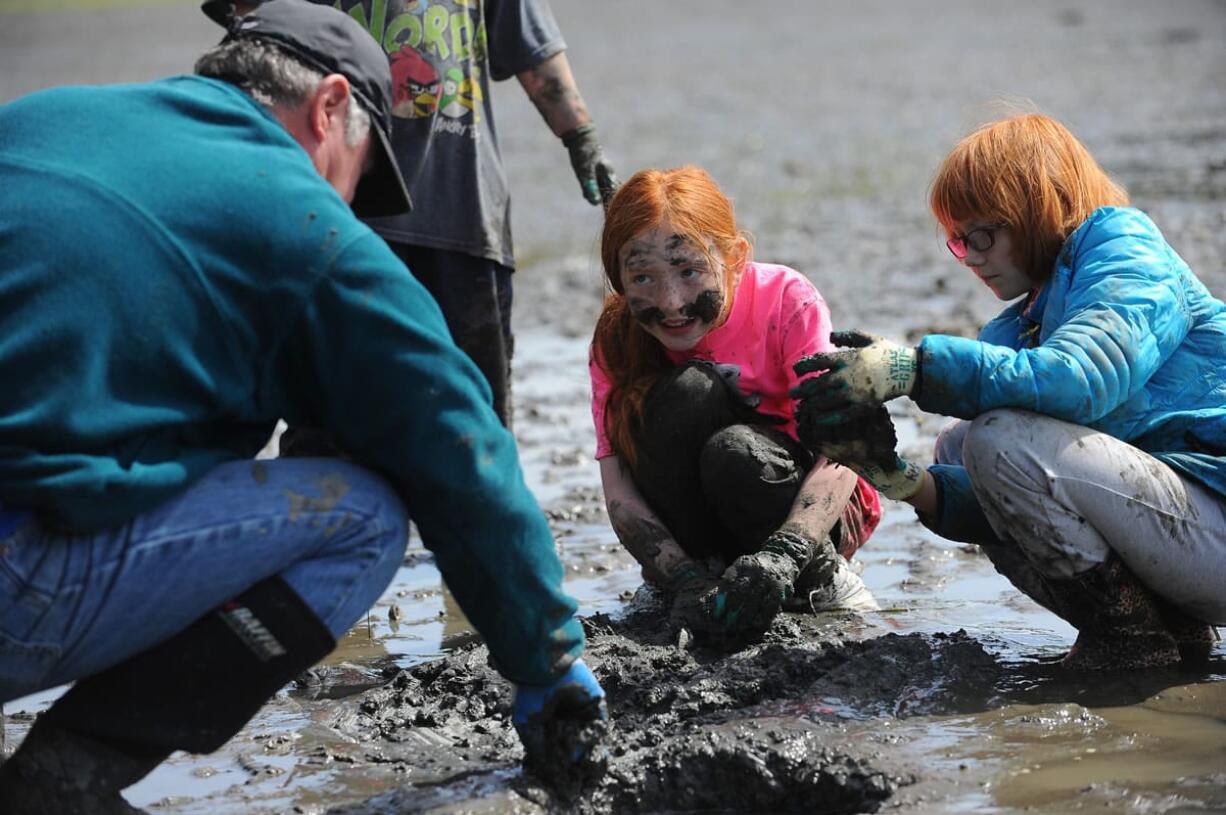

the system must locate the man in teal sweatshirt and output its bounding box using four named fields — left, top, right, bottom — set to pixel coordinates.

left=0, top=2, right=603, bottom=811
